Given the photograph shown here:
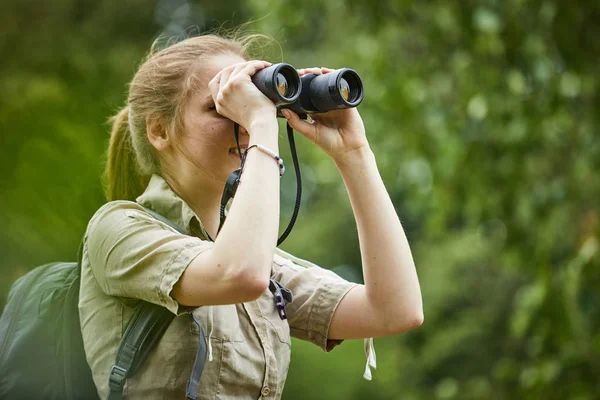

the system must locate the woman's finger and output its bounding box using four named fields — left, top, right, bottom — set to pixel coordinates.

left=298, top=67, right=323, bottom=77
left=280, top=109, right=317, bottom=142
left=219, top=66, right=235, bottom=92
left=208, top=70, right=223, bottom=100
left=230, top=60, right=270, bottom=79
left=234, top=60, right=272, bottom=78
left=229, top=62, right=251, bottom=79
left=218, top=62, right=249, bottom=92
left=222, top=61, right=271, bottom=90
